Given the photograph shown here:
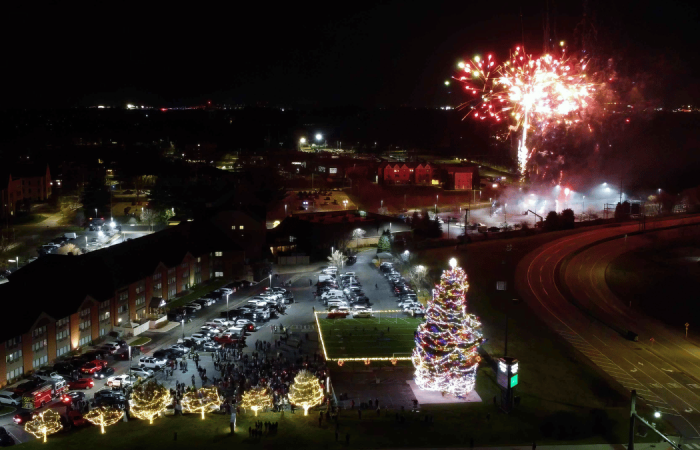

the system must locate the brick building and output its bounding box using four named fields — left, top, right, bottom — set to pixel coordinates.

left=377, top=162, right=439, bottom=185
left=0, top=164, right=52, bottom=218
left=0, top=220, right=245, bottom=387
left=444, top=166, right=479, bottom=190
